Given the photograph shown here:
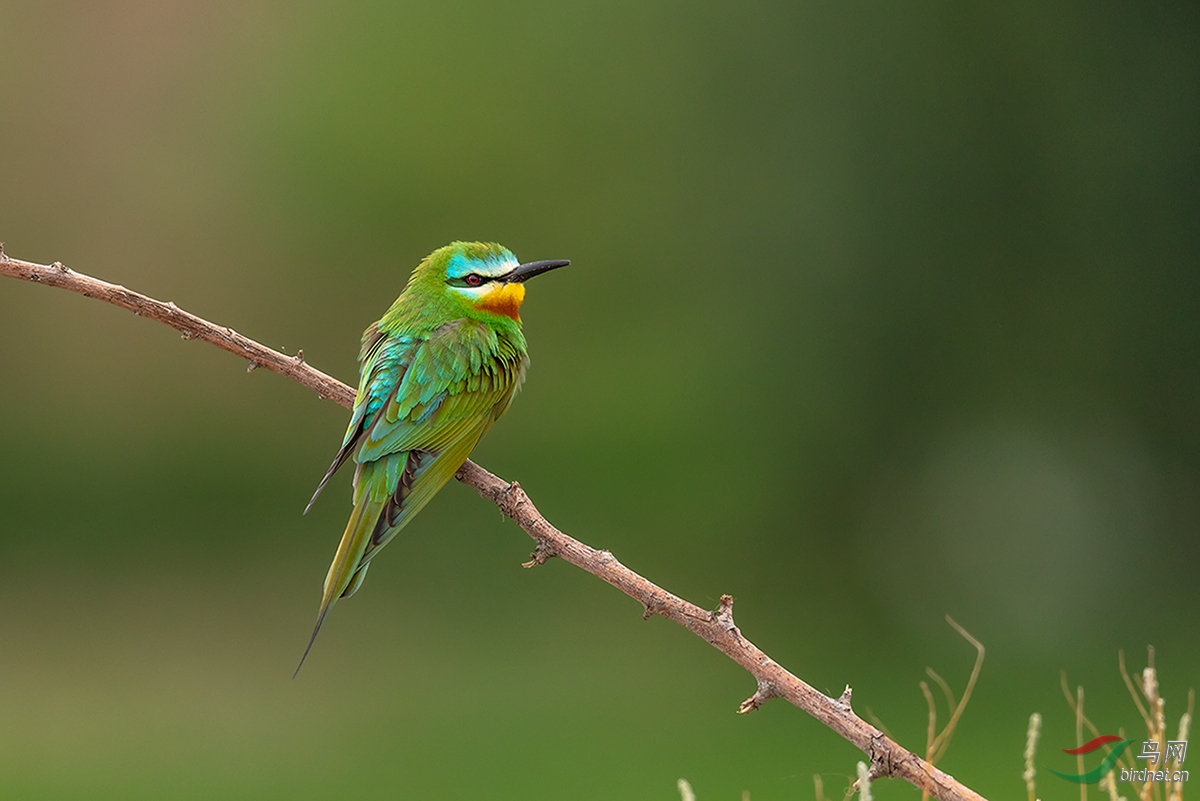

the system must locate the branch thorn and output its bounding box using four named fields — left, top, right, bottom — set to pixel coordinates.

left=712, top=594, right=738, bottom=634
left=247, top=360, right=259, bottom=372
left=522, top=538, right=557, bottom=568
left=738, top=679, right=778, bottom=714
left=642, top=597, right=664, bottom=620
